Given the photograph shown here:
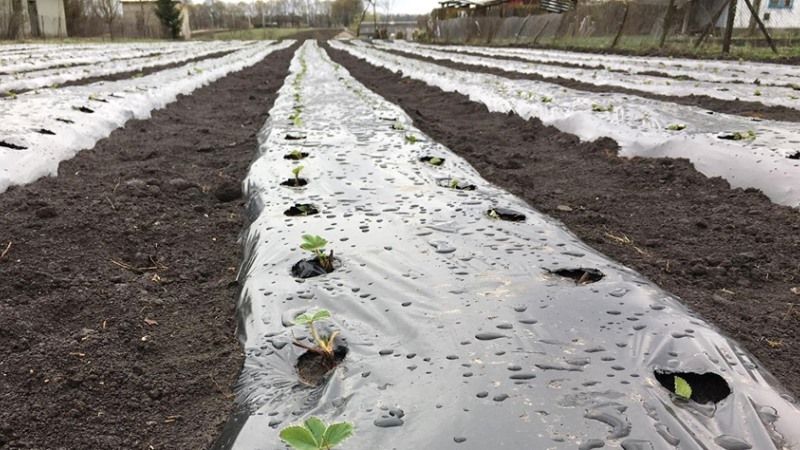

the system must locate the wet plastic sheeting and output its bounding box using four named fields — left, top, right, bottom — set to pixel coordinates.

left=332, top=41, right=800, bottom=208
left=216, top=42, right=800, bottom=450
left=0, top=41, right=293, bottom=192
left=380, top=41, right=800, bottom=110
